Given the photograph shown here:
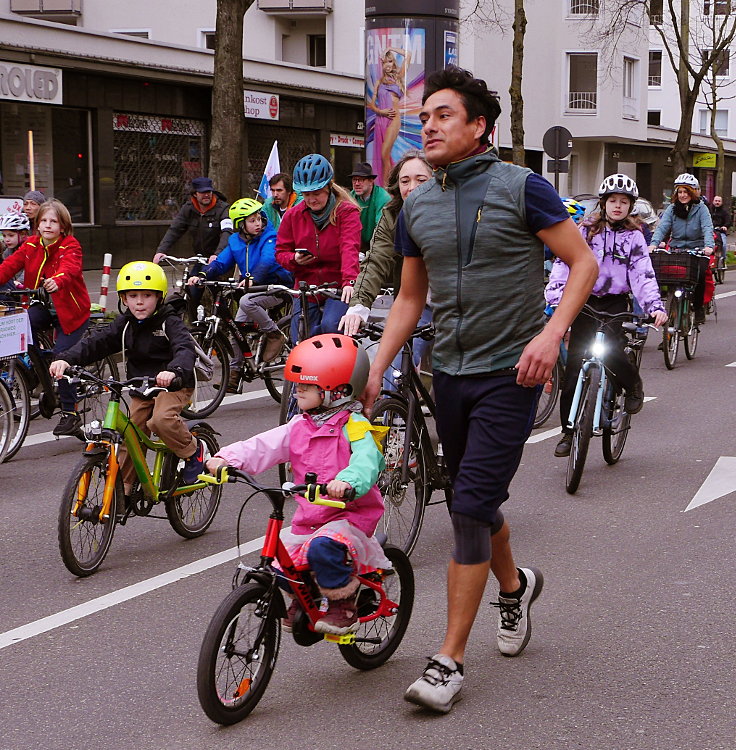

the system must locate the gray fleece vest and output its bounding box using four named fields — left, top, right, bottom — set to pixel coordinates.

left=402, top=151, right=545, bottom=375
